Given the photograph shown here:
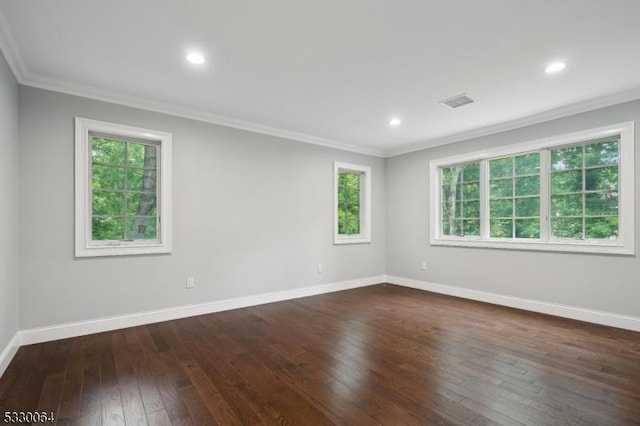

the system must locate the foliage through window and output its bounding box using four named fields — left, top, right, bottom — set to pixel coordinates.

left=430, top=123, right=634, bottom=254
left=75, top=118, right=172, bottom=257
left=441, top=163, right=480, bottom=236
left=489, top=153, right=540, bottom=239
left=550, top=140, right=619, bottom=240
left=334, top=162, right=371, bottom=244
left=91, top=136, right=158, bottom=241
left=337, top=171, right=361, bottom=235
